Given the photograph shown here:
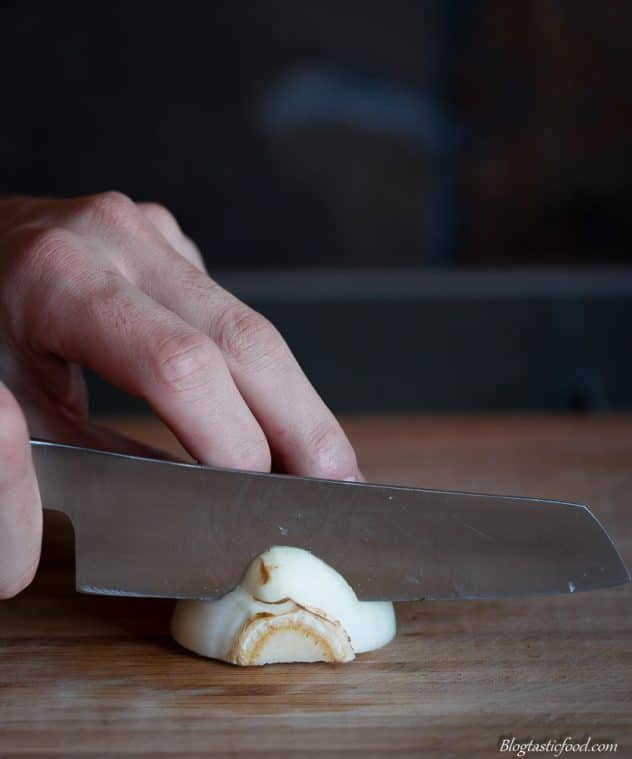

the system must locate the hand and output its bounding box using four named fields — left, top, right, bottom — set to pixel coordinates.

left=0, top=382, right=41, bottom=599
left=0, top=192, right=362, bottom=598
